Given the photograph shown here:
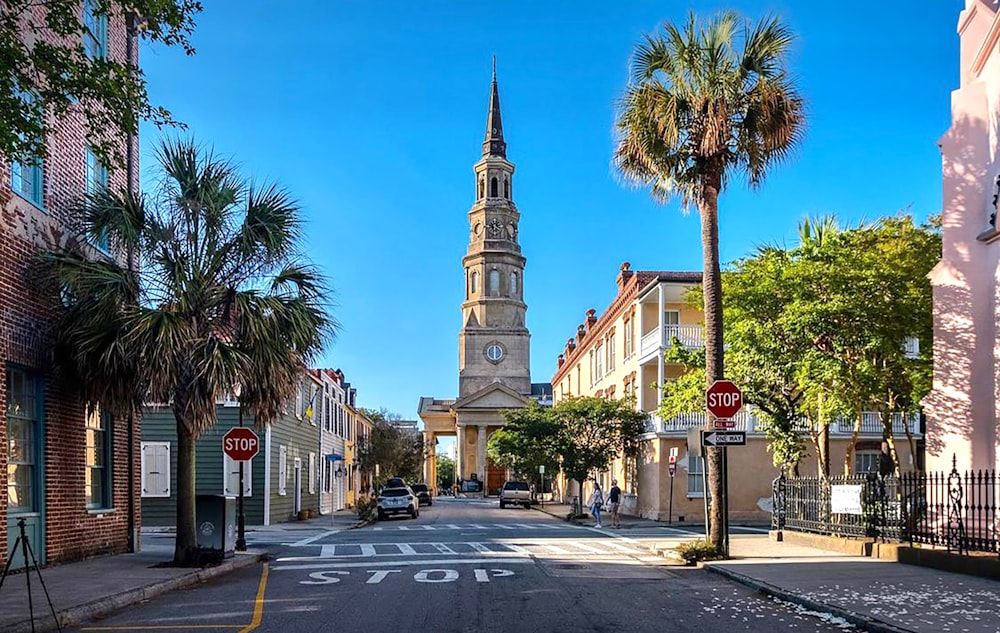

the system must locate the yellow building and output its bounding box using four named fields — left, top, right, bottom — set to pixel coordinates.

left=552, top=263, right=922, bottom=523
